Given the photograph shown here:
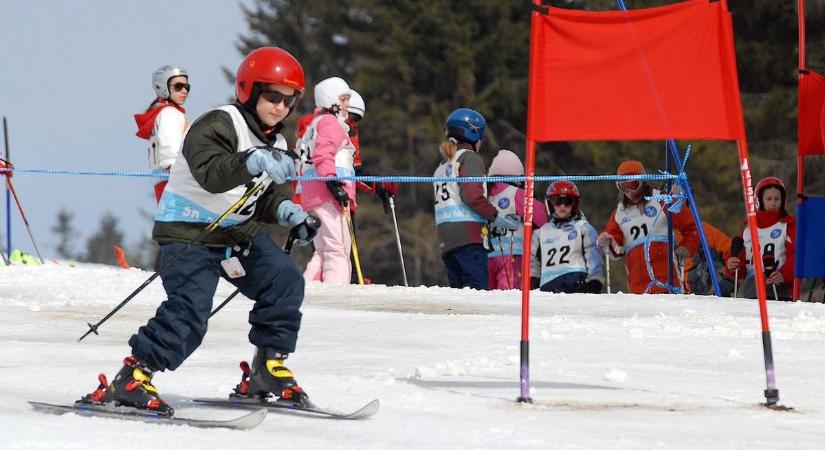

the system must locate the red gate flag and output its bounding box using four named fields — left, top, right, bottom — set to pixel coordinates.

left=528, top=0, right=740, bottom=142
left=798, top=70, right=825, bottom=156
